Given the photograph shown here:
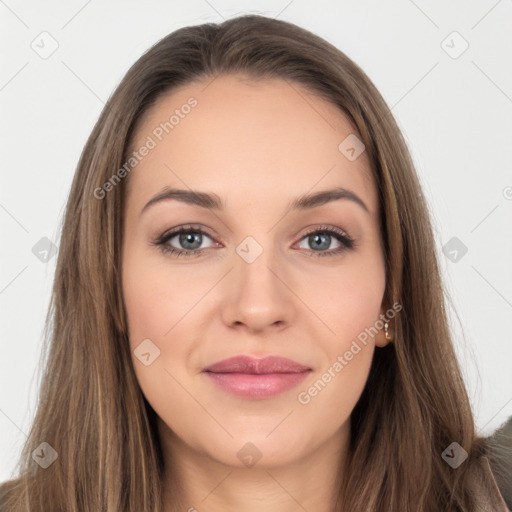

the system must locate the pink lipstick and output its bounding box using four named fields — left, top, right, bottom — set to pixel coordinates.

left=202, top=355, right=311, bottom=400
